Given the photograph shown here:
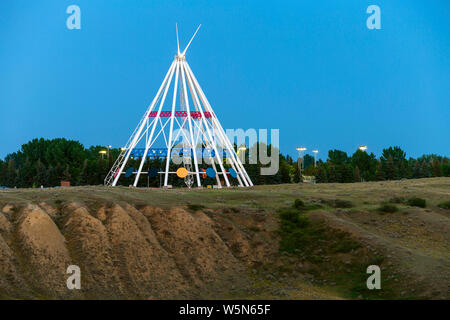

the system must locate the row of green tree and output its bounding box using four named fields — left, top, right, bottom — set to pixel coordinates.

left=0, top=138, right=448, bottom=188
left=301, top=147, right=450, bottom=183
